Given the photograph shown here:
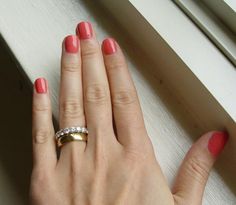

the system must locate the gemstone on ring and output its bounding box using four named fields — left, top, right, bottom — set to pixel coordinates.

left=64, top=128, right=70, bottom=134
left=76, top=127, right=82, bottom=132
left=70, top=127, right=76, bottom=132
